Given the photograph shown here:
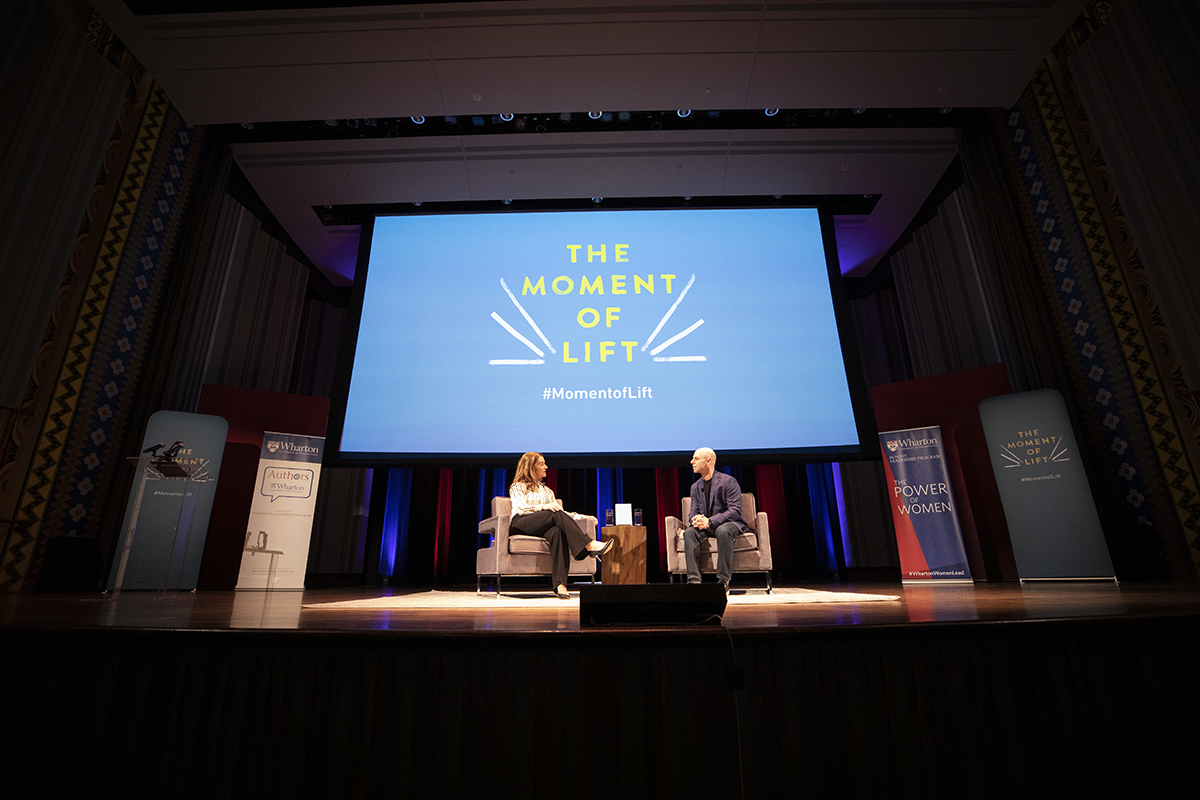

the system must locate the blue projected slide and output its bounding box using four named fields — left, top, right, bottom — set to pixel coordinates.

left=340, top=207, right=861, bottom=457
